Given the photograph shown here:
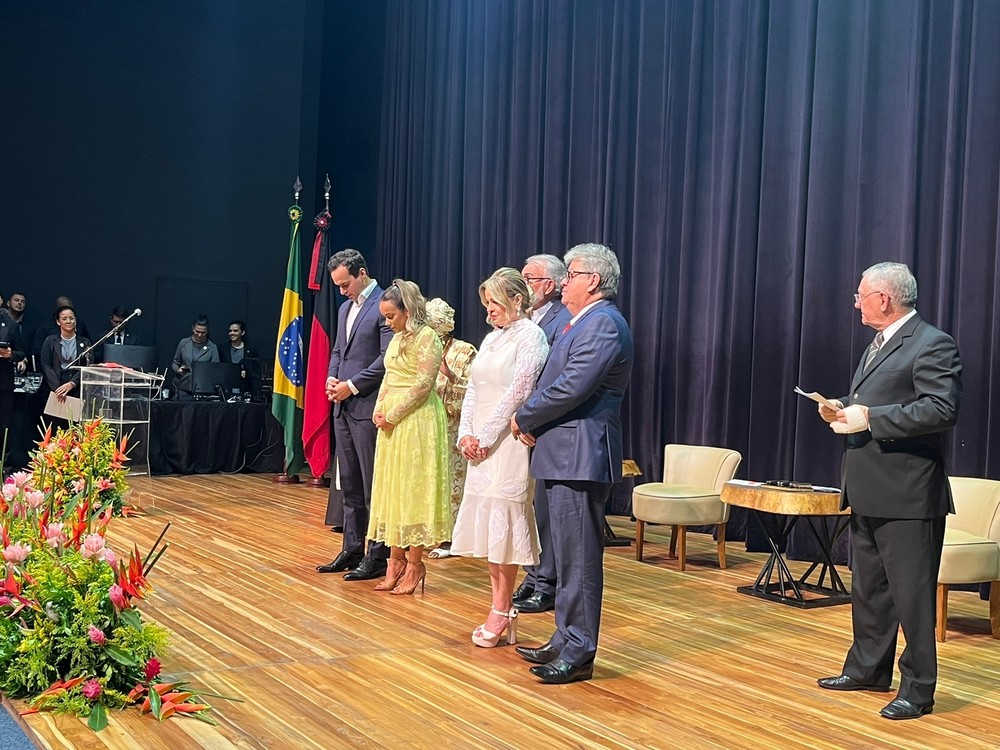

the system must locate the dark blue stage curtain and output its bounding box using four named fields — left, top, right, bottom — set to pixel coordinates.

left=373, top=1, right=1000, bottom=549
